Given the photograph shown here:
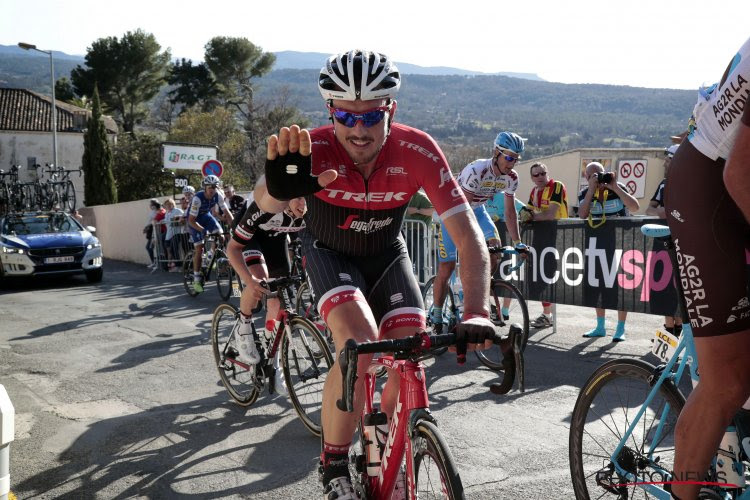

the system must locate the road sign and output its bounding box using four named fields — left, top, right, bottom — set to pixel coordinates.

left=201, top=159, right=224, bottom=178
left=174, top=176, right=189, bottom=188
left=617, top=159, right=647, bottom=198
